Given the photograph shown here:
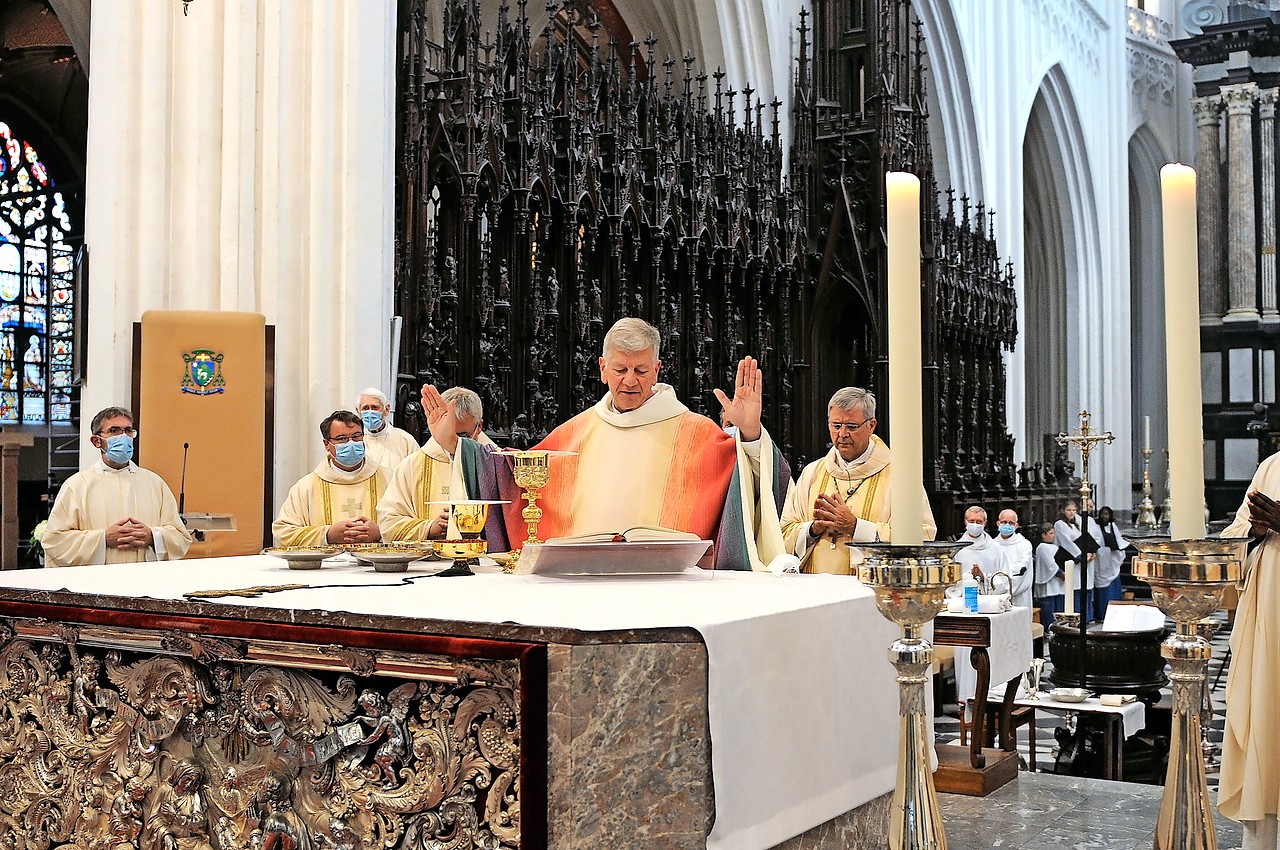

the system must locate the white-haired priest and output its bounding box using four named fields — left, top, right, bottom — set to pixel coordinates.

left=356, top=386, right=419, bottom=471
left=420, top=317, right=791, bottom=569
